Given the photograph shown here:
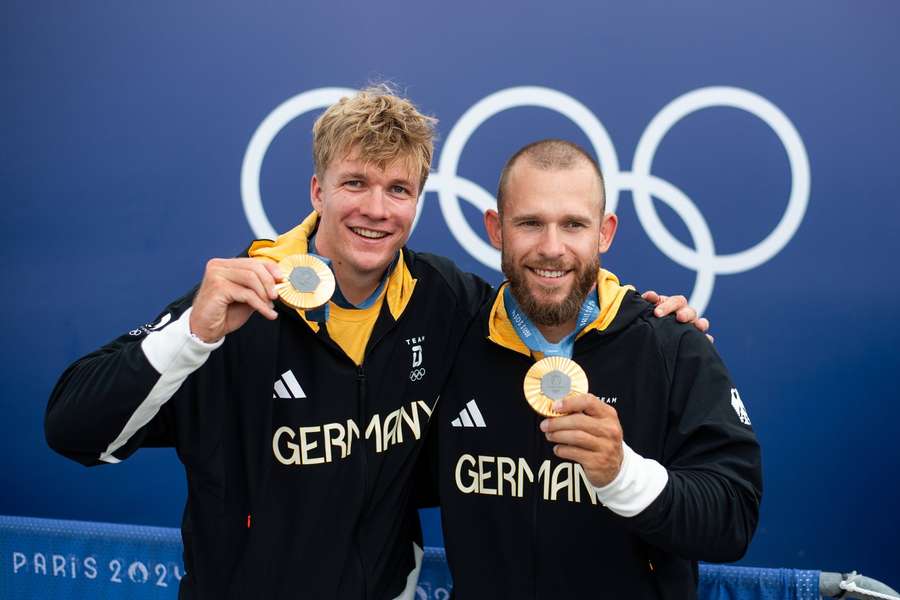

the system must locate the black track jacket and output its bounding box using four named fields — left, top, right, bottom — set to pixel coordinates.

left=434, top=272, right=762, bottom=599
left=45, top=215, right=491, bottom=599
